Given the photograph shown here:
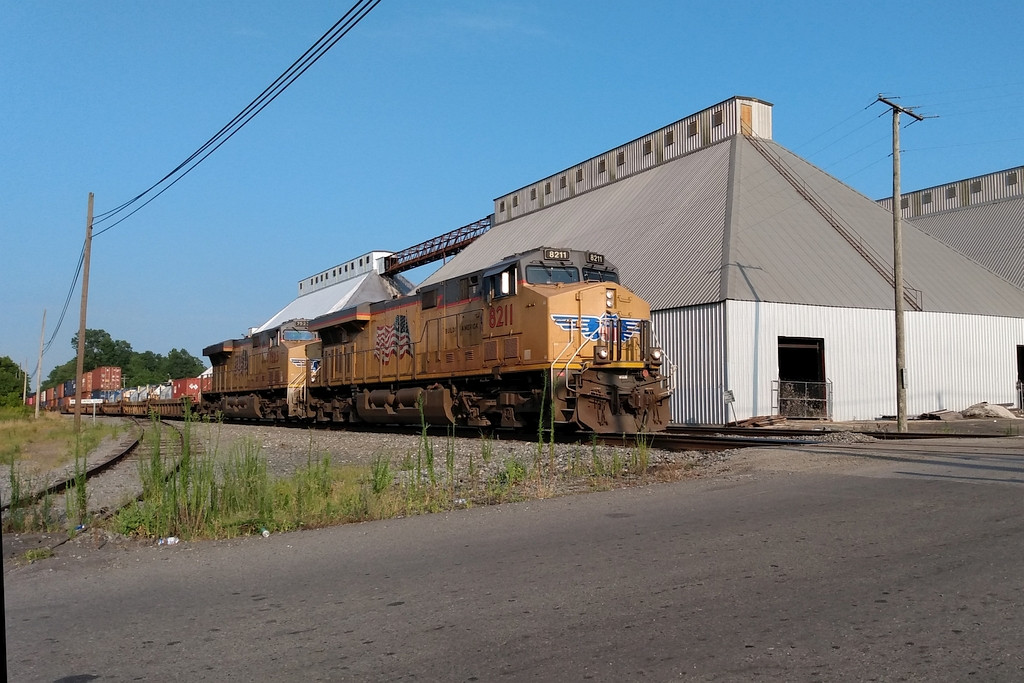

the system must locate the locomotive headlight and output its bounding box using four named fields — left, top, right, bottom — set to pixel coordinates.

left=649, top=348, right=664, bottom=366
left=605, top=288, right=615, bottom=308
left=595, top=345, right=610, bottom=363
